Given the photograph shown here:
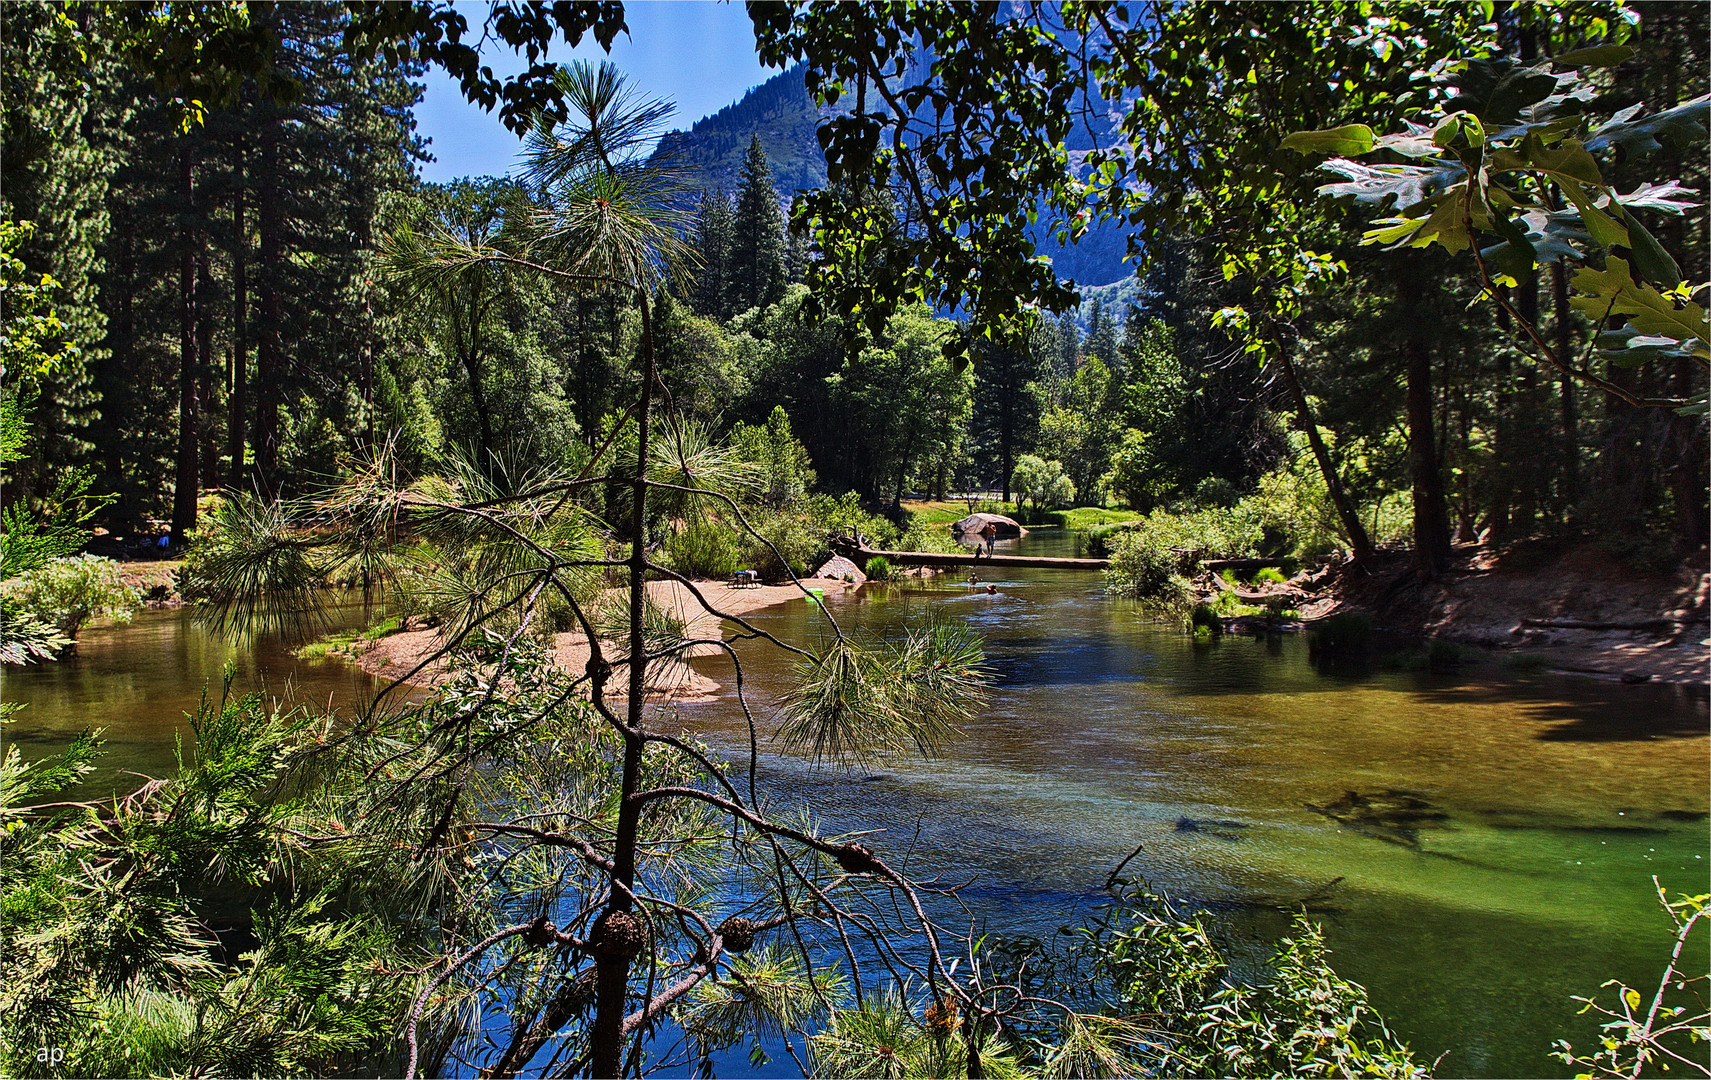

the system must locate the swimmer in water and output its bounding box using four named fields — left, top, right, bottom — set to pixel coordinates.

left=985, top=583, right=998, bottom=594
